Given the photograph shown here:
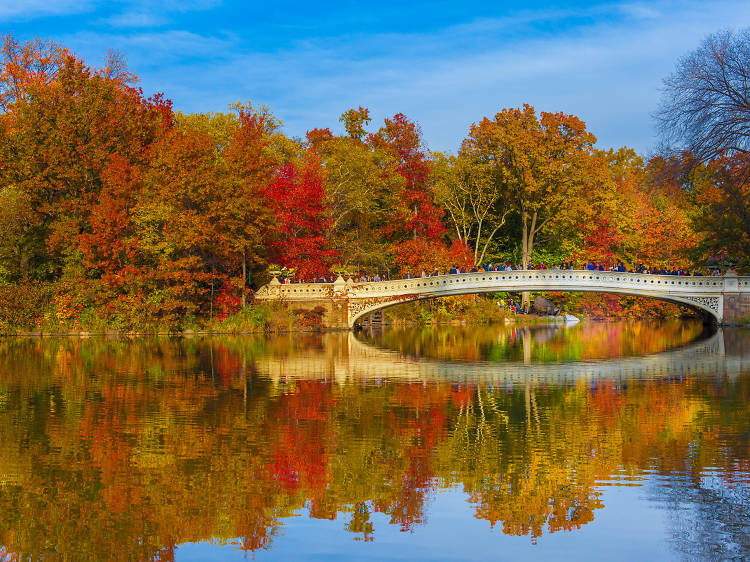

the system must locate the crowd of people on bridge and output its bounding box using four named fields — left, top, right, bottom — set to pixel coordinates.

left=279, top=260, right=721, bottom=284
